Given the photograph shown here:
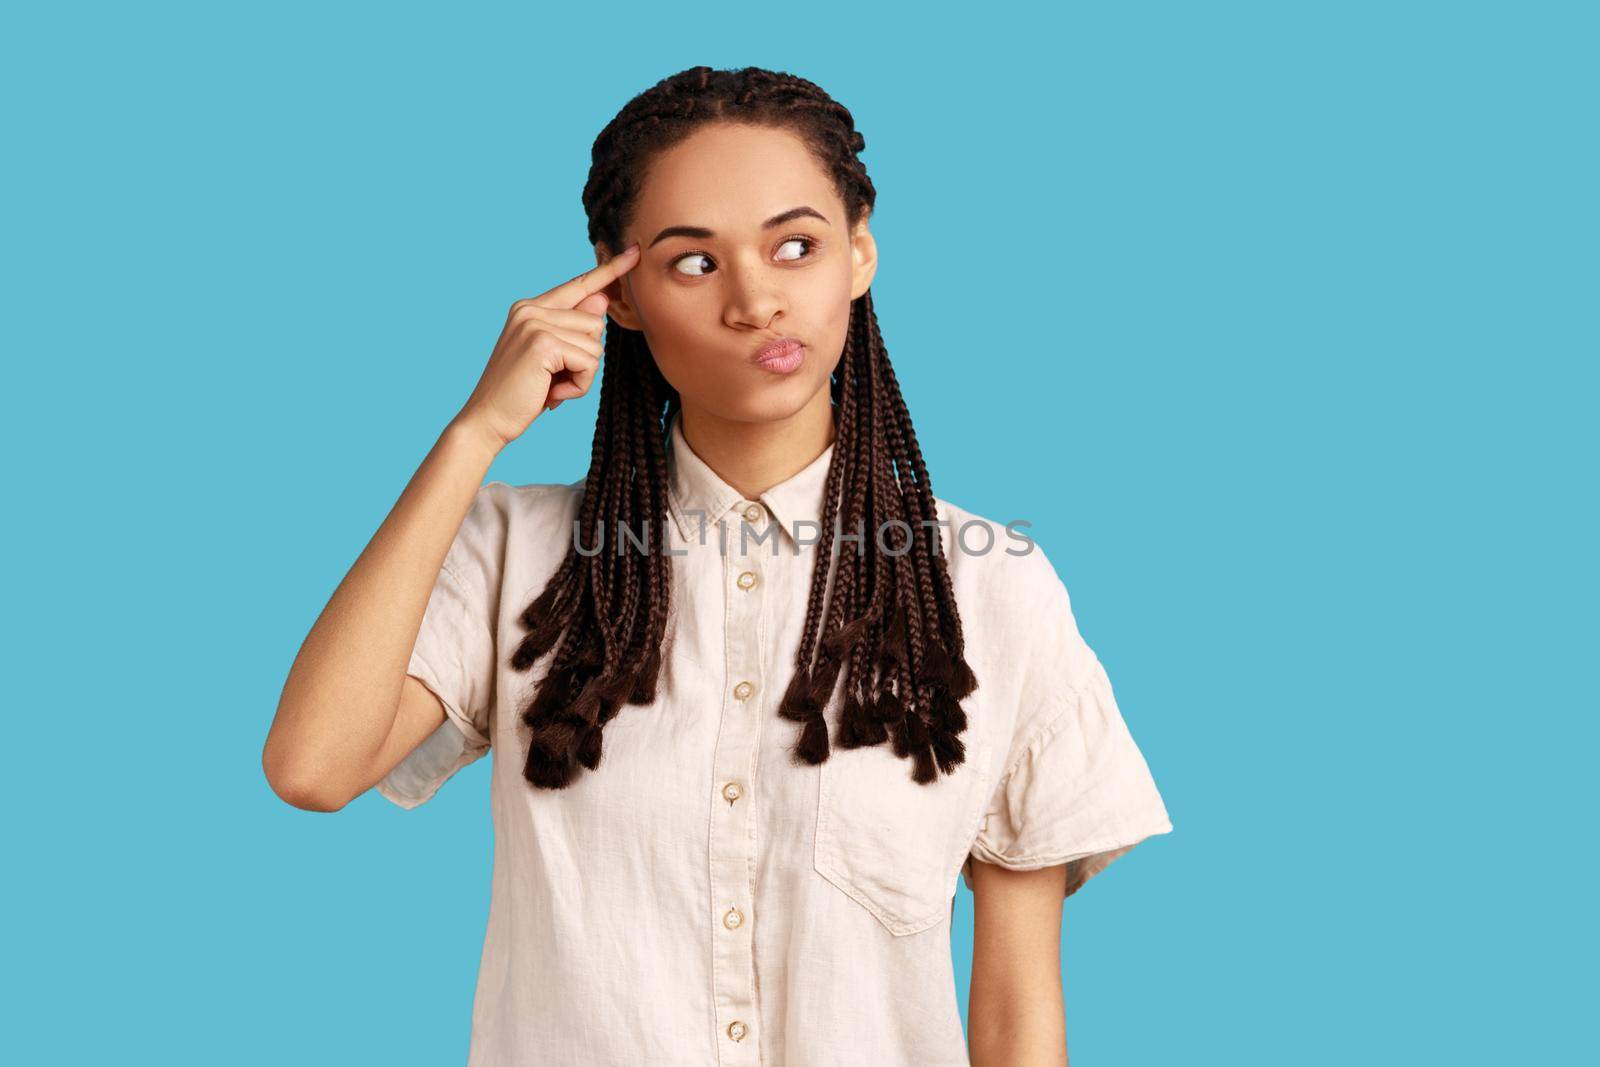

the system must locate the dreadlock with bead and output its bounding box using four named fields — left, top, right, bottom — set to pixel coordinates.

left=510, top=65, right=977, bottom=791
